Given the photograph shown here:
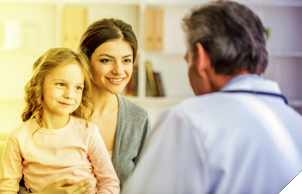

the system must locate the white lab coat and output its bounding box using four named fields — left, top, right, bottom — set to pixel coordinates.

left=122, top=74, right=302, bottom=194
